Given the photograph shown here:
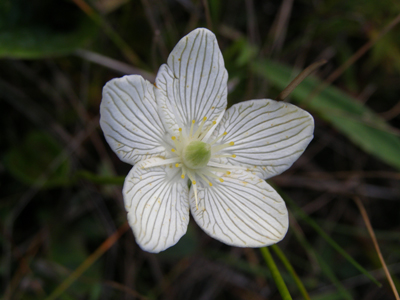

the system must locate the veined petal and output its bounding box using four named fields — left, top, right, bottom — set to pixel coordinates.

left=190, top=169, right=288, bottom=247
left=123, top=158, right=190, bottom=253
left=100, top=75, right=168, bottom=165
left=155, top=28, right=228, bottom=134
left=211, top=99, right=314, bottom=179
